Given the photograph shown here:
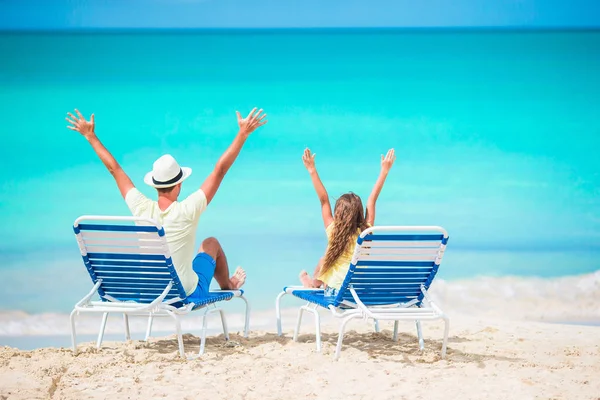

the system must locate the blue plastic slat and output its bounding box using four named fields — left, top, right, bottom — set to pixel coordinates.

left=98, top=279, right=172, bottom=286
left=88, top=253, right=166, bottom=261
left=92, top=266, right=171, bottom=274
left=103, top=287, right=179, bottom=295
left=350, top=287, right=423, bottom=293
left=104, top=293, right=180, bottom=300
left=350, top=286, right=422, bottom=291
left=355, top=260, right=435, bottom=267
left=103, top=286, right=177, bottom=294
left=95, top=278, right=172, bottom=285
left=350, top=278, right=429, bottom=284
left=351, top=273, right=431, bottom=278
left=94, top=272, right=174, bottom=279
left=342, top=292, right=419, bottom=299
left=103, top=293, right=180, bottom=301
left=185, top=292, right=235, bottom=308
left=291, top=290, right=340, bottom=308
left=78, top=224, right=159, bottom=233
left=351, top=267, right=433, bottom=273
left=347, top=277, right=427, bottom=283
left=362, top=234, right=444, bottom=241
left=354, top=299, right=416, bottom=305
